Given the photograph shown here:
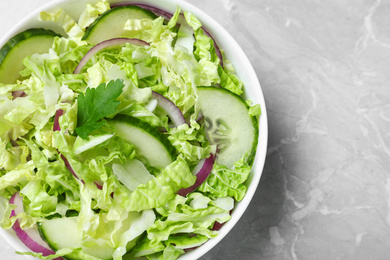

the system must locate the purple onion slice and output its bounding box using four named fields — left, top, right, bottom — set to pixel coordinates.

left=152, top=91, right=186, bottom=127
left=10, top=192, right=61, bottom=259
left=60, top=154, right=81, bottom=181
left=12, top=90, right=27, bottom=99
left=53, top=109, right=81, bottom=181
left=74, top=38, right=149, bottom=74
left=53, top=109, right=63, bottom=132
left=201, top=28, right=223, bottom=67
left=178, top=154, right=215, bottom=196
left=110, top=2, right=173, bottom=20
left=108, top=2, right=224, bottom=66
